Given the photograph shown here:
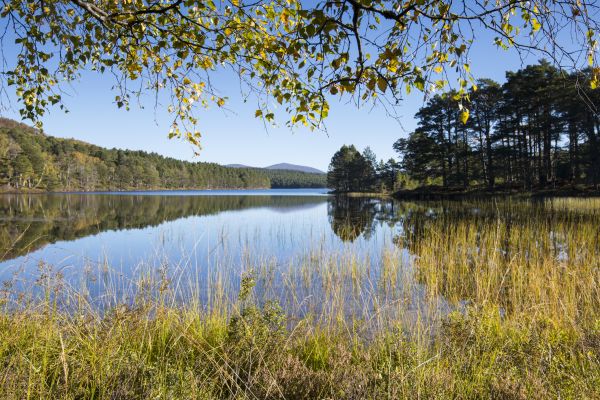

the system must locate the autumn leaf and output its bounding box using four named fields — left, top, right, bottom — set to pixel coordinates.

left=460, top=109, right=470, bottom=124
